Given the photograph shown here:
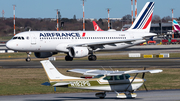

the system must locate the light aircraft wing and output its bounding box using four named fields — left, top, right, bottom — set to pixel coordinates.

left=67, top=69, right=162, bottom=76
left=67, top=38, right=142, bottom=48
